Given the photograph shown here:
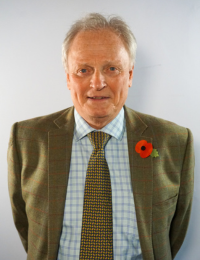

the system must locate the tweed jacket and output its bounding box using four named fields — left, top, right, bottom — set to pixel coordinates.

left=8, top=106, right=194, bottom=260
